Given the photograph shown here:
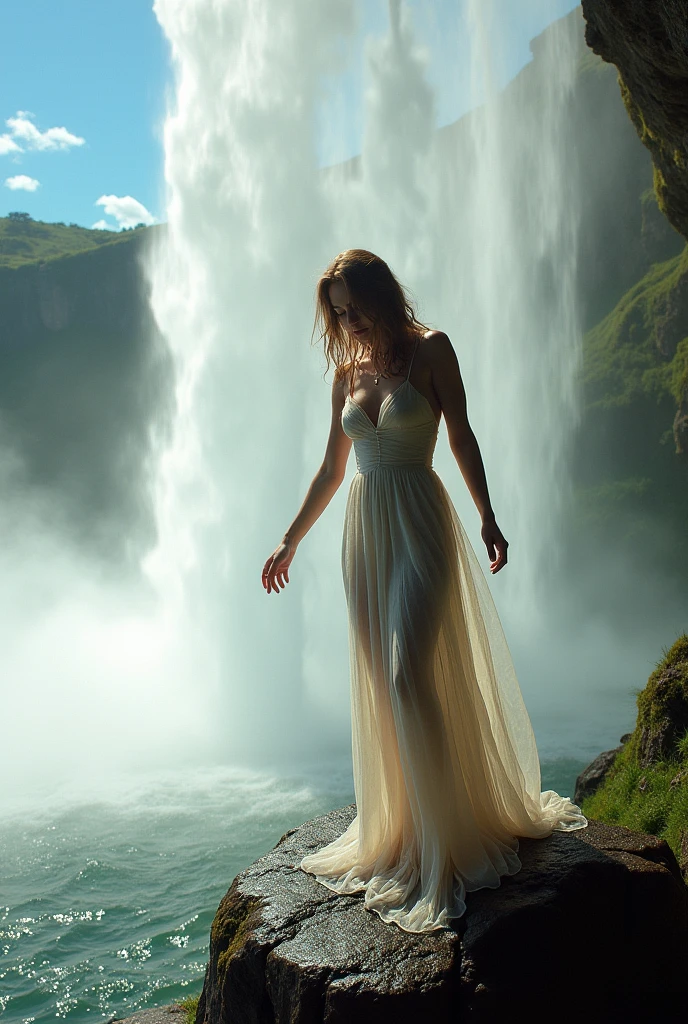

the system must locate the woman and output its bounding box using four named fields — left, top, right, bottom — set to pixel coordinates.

left=261, top=249, right=587, bottom=934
